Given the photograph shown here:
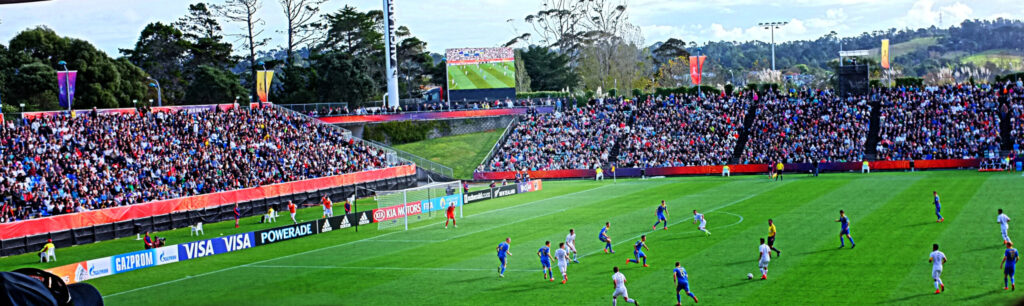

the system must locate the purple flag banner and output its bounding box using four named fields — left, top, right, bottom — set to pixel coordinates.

left=57, top=71, right=77, bottom=109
